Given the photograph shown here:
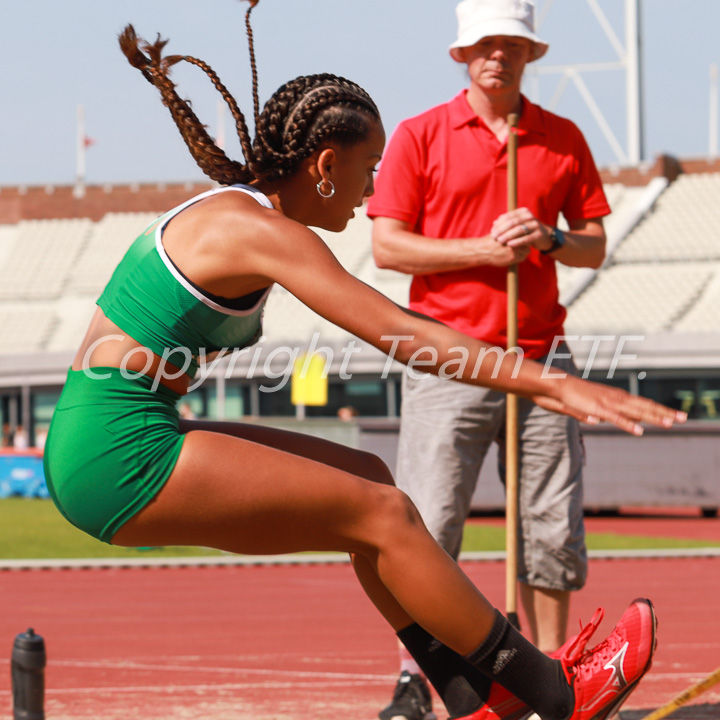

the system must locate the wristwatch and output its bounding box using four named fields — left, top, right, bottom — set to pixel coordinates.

left=541, top=226, right=565, bottom=255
